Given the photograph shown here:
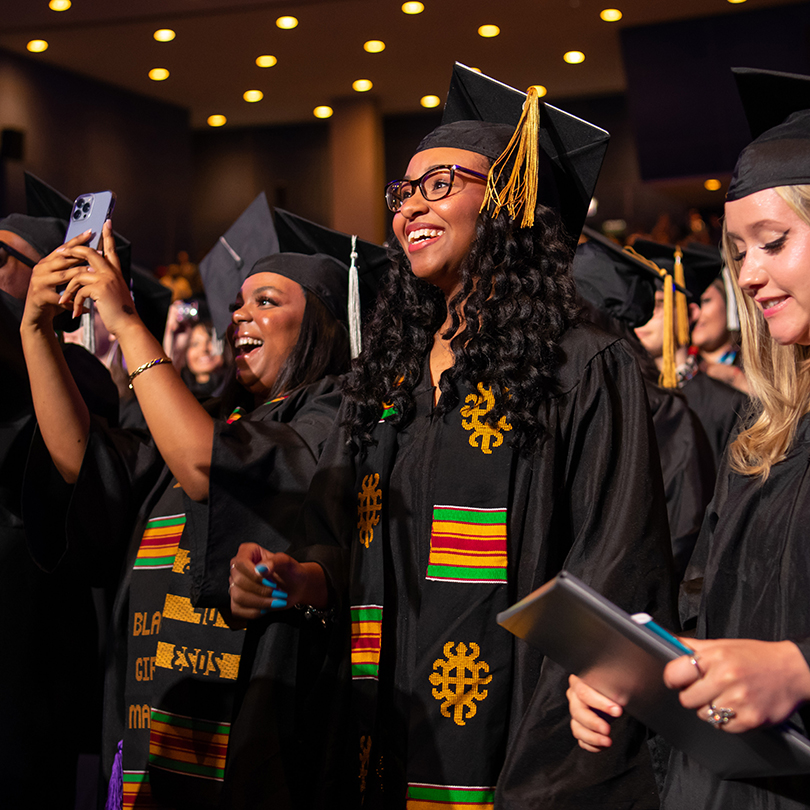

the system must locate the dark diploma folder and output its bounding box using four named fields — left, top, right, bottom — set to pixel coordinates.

left=497, top=571, right=810, bottom=778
